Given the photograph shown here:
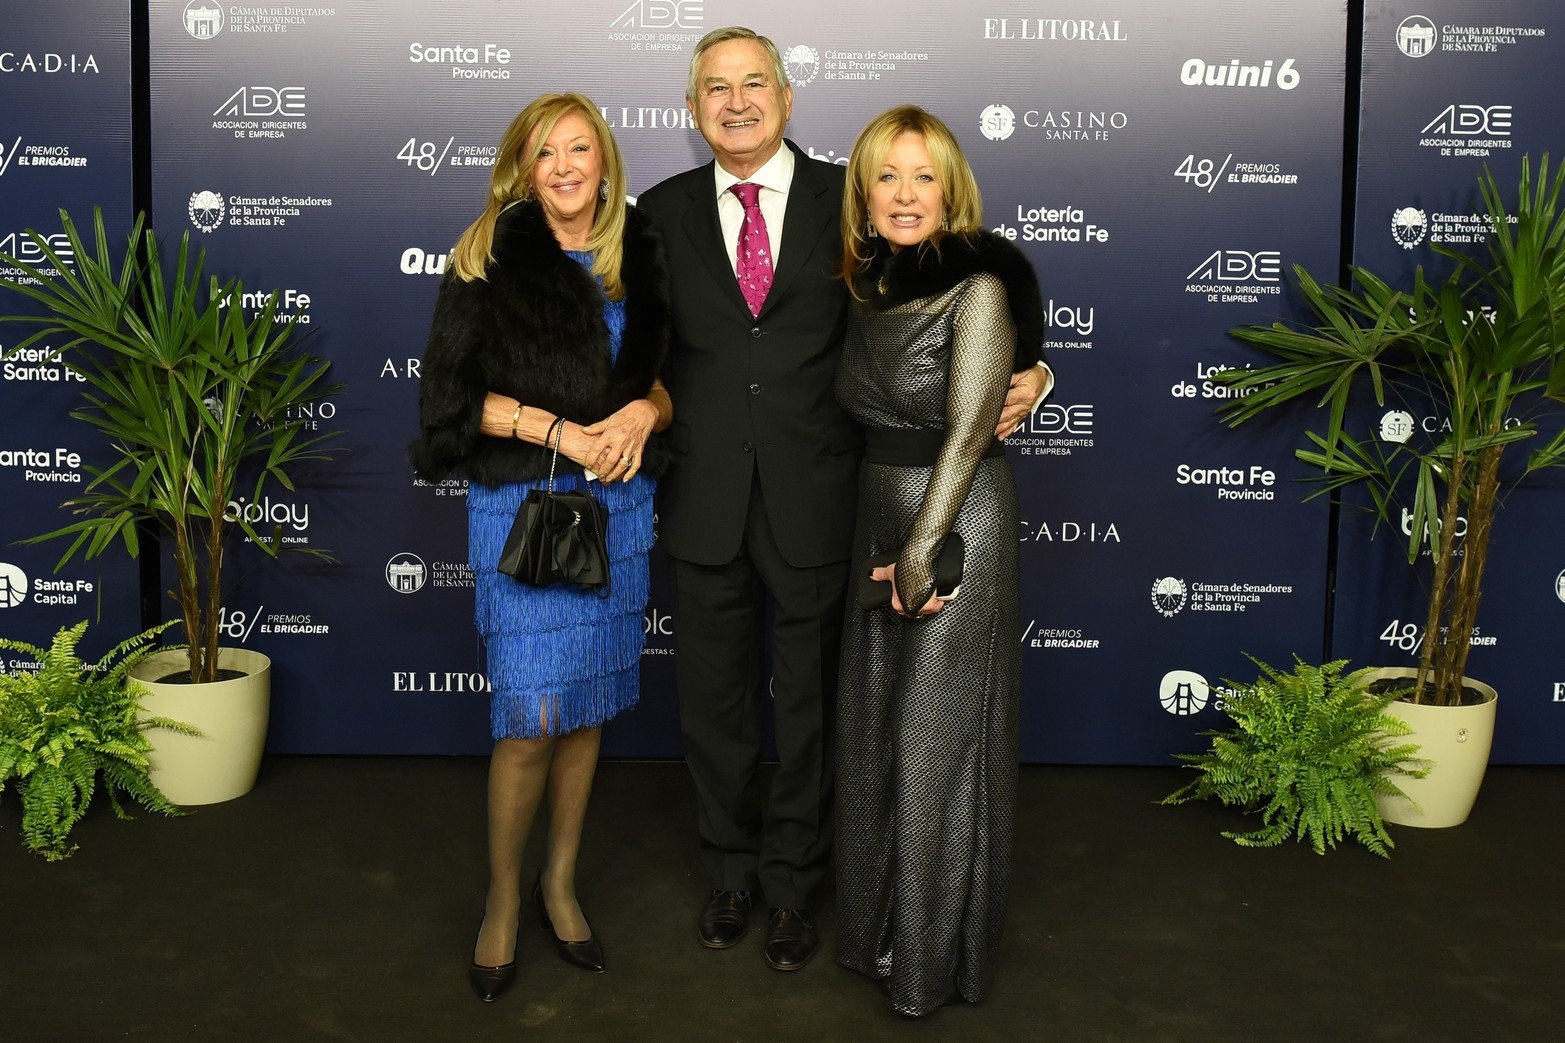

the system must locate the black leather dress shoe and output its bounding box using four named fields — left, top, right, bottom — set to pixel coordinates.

left=763, top=908, right=818, bottom=971
left=468, top=959, right=516, bottom=1003
left=697, top=889, right=753, bottom=949
left=534, top=871, right=606, bottom=973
